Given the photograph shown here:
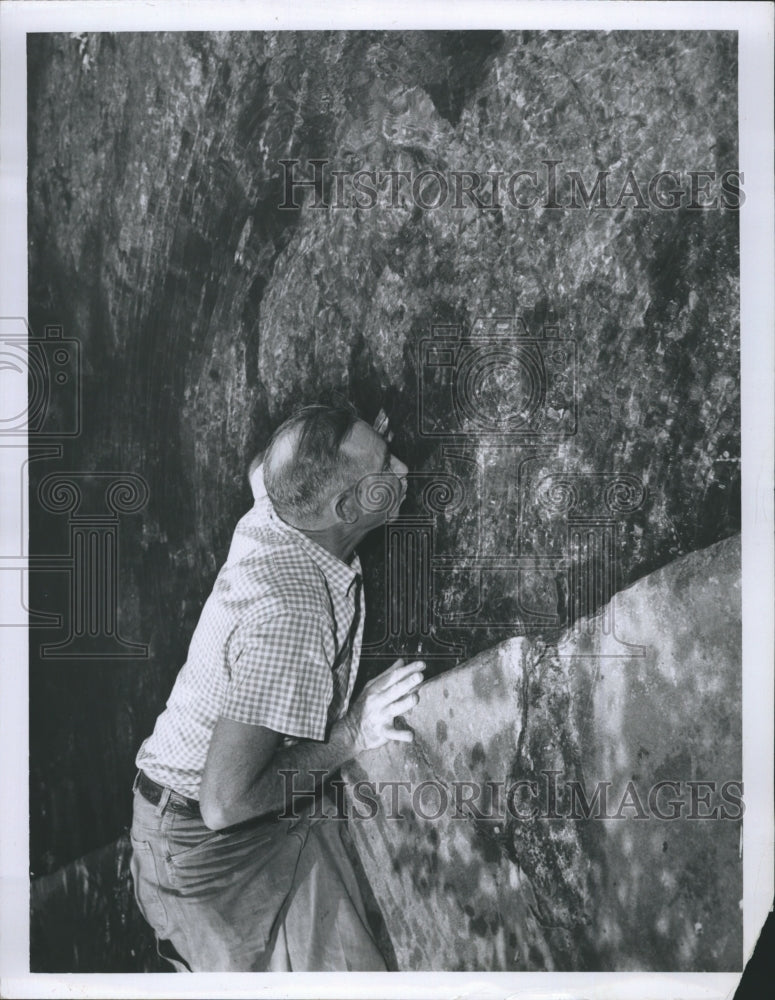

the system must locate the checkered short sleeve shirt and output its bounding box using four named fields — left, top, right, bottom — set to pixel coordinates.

left=136, top=470, right=364, bottom=799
